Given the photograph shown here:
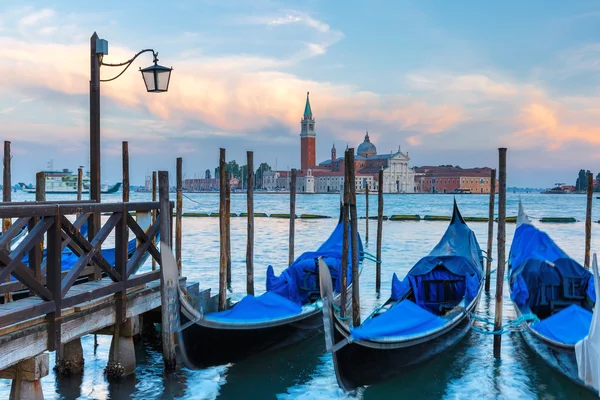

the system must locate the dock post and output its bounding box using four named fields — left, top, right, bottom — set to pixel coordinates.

left=226, top=175, right=232, bottom=289
left=585, top=171, right=593, bottom=268
left=57, top=339, right=84, bottom=377
left=246, top=151, right=255, bottom=295
left=340, top=173, right=350, bottom=318
left=485, top=169, right=496, bottom=291
left=176, top=157, right=183, bottom=276
left=493, top=148, right=507, bottom=358
left=289, top=168, right=297, bottom=265
left=0, top=353, right=49, bottom=400
left=218, top=149, right=227, bottom=311
left=376, top=168, right=384, bottom=293
left=122, top=141, right=129, bottom=202
left=3, top=141, right=11, bottom=302
left=365, top=184, right=369, bottom=243
left=347, top=149, right=361, bottom=327
left=77, top=167, right=83, bottom=201
left=152, top=171, right=157, bottom=271
left=159, top=171, right=177, bottom=369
